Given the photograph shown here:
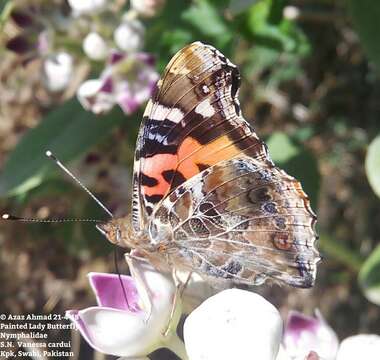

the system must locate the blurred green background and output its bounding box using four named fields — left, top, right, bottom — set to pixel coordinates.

left=1, top=0, right=380, bottom=359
